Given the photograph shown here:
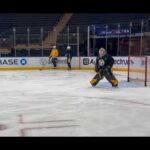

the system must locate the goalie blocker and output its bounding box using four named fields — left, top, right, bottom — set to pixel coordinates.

left=90, top=48, right=118, bottom=87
